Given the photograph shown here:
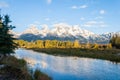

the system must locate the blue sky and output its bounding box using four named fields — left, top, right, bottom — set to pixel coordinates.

left=0, top=0, right=120, bottom=34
